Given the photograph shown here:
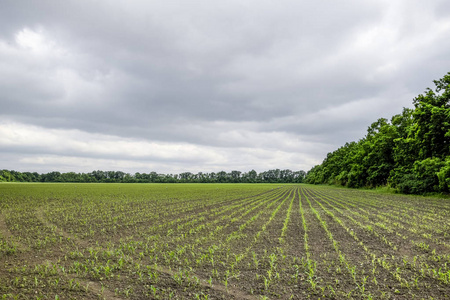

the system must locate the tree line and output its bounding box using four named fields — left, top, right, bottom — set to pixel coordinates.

left=305, top=72, right=450, bottom=194
left=0, top=169, right=306, bottom=184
